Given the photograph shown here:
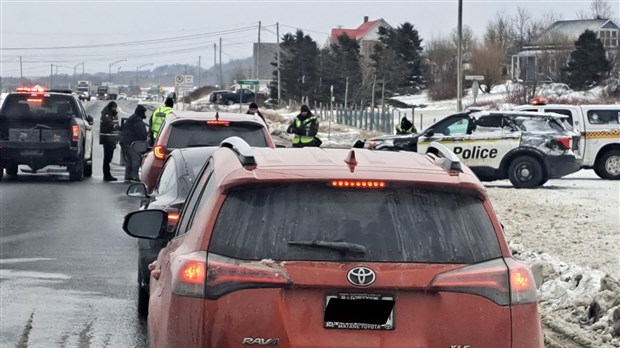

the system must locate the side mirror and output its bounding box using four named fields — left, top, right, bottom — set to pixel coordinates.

left=123, top=210, right=167, bottom=239
left=126, top=183, right=148, bottom=198
left=132, top=140, right=149, bottom=154
left=424, top=128, right=435, bottom=137
left=86, top=115, right=94, bottom=125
